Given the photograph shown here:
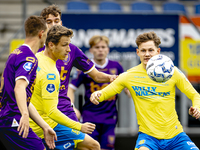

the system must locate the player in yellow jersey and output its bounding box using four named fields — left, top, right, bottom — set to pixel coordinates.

left=90, top=31, right=200, bottom=150
left=30, top=25, right=100, bottom=150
